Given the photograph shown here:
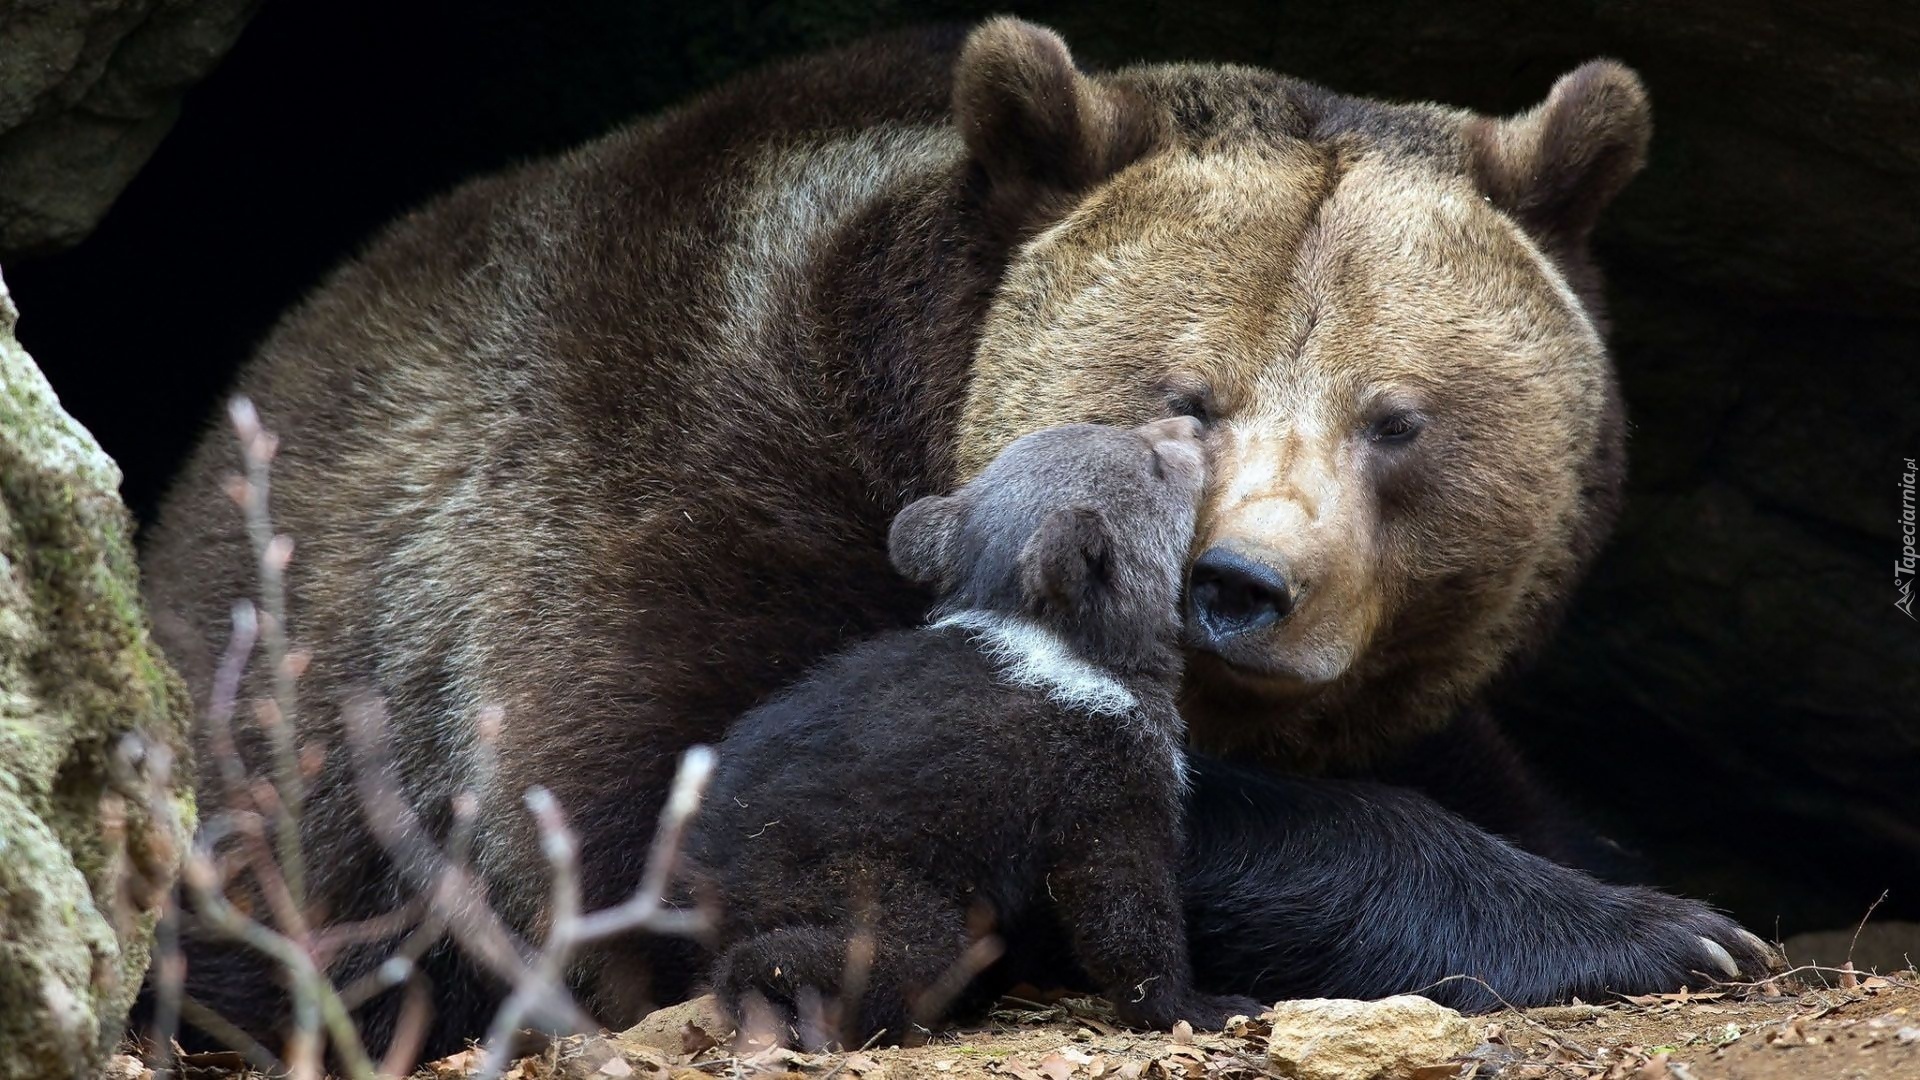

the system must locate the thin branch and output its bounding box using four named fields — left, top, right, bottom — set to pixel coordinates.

left=144, top=885, right=186, bottom=1079
left=229, top=396, right=309, bottom=909
left=471, top=747, right=716, bottom=1080
left=1848, top=889, right=1890, bottom=967
left=176, top=997, right=287, bottom=1076
left=340, top=696, right=570, bottom=1005
left=180, top=847, right=380, bottom=1080
left=475, top=788, right=585, bottom=1080
left=149, top=401, right=718, bottom=1080
left=379, top=979, right=435, bottom=1080
left=573, top=745, right=716, bottom=942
